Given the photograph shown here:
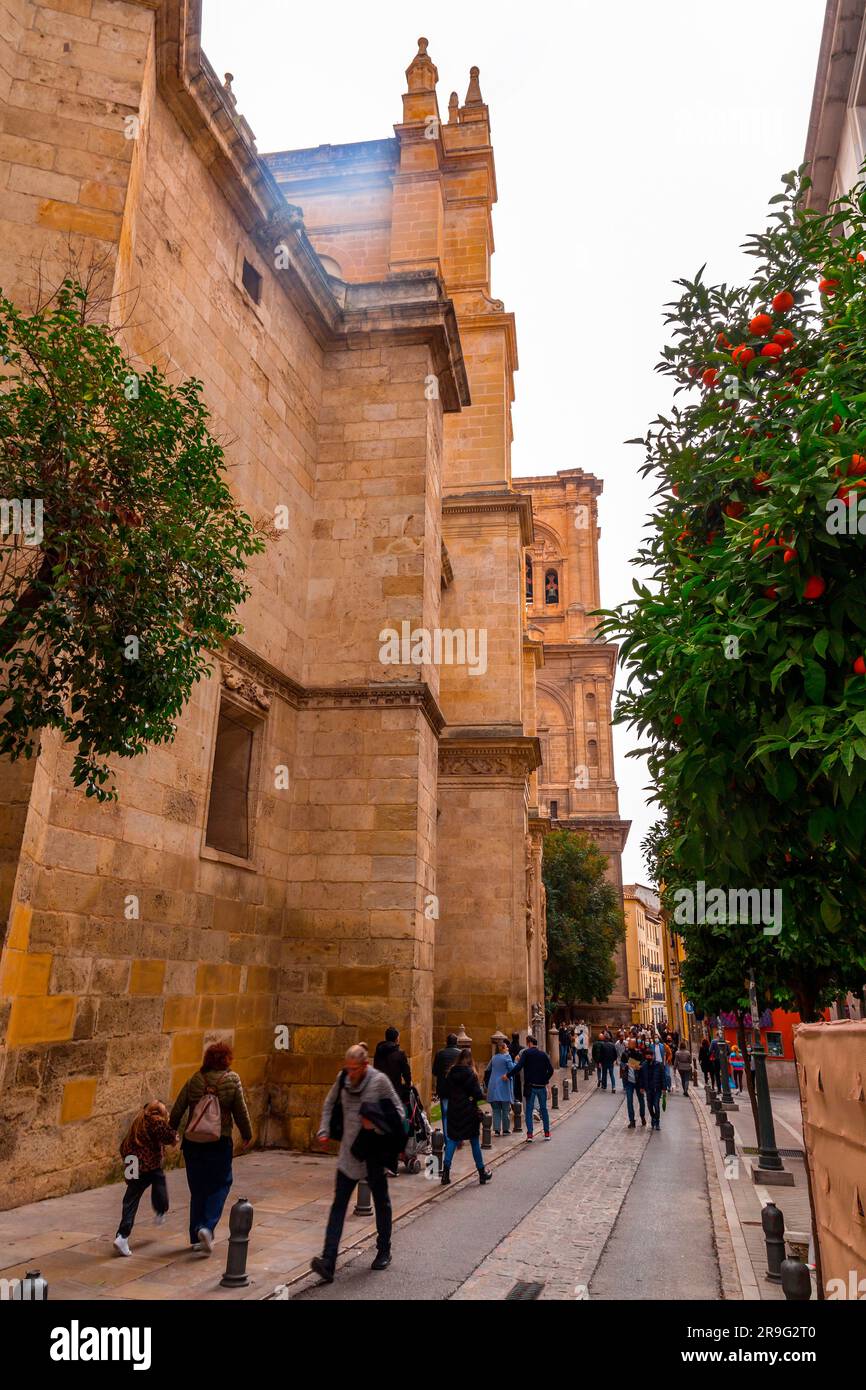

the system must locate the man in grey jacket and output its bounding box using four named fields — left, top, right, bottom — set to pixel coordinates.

left=311, top=1043, right=405, bottom=1284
